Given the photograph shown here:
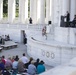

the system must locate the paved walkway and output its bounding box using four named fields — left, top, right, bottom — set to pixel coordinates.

left=0, top=43, right=27, bottom=59
left=0, top=43, right=53, bottom=70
